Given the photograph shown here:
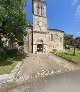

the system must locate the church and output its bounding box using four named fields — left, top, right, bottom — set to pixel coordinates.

left=24, top=0, right=64, bottom=54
